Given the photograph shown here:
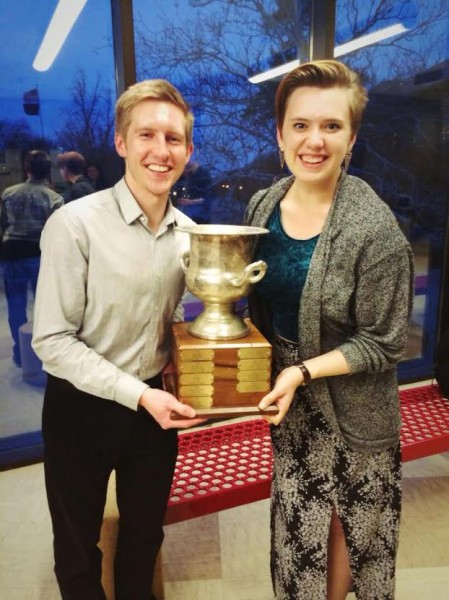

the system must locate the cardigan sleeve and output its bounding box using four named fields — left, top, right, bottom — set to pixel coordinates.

left=337, top=242, right=414, bottom=373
